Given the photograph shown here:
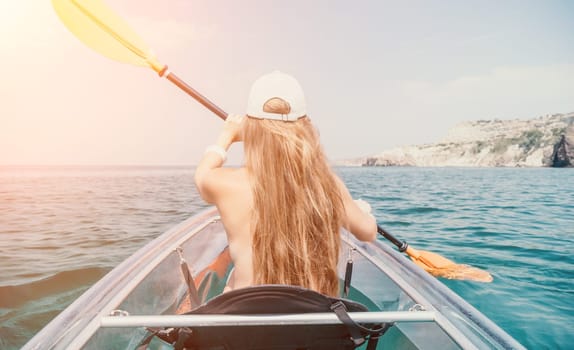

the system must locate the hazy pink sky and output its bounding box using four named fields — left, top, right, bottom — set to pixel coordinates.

left=1, top=0, right=573, bottom=165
